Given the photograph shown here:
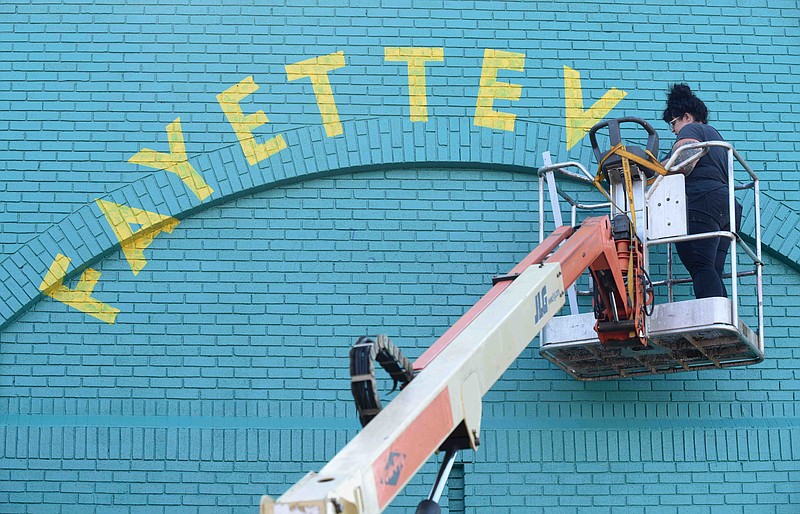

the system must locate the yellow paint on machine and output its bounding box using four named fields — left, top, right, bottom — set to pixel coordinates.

left=285, top=51, right=346, bottom=137
left=95, top=199, right=180, bottom=276
left=384, top=47, right=445, bottom=122
left=128, top=118, right=215, bottom=200
left=474, top=49, right=525, bottom=132
left=38, top=254, right=120, bottom=324
left=217, top=77, right=288, bottom=166
left=563, top=66, right=627, bottom=150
